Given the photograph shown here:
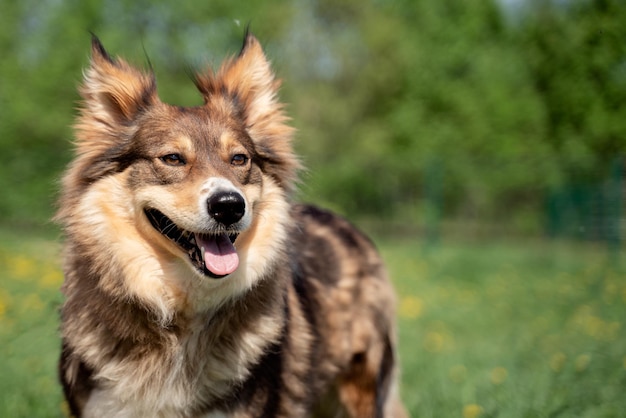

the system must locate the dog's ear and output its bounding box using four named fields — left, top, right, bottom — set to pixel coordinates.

left=195, top=32, right=285, bottom=128
left=70, top=37, right=159, bottom=184
left=195, top=32, right=299, bottom=192
left=222, top=33, right=282, bottom=127
left=80, top=36, right=157, bottom=126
